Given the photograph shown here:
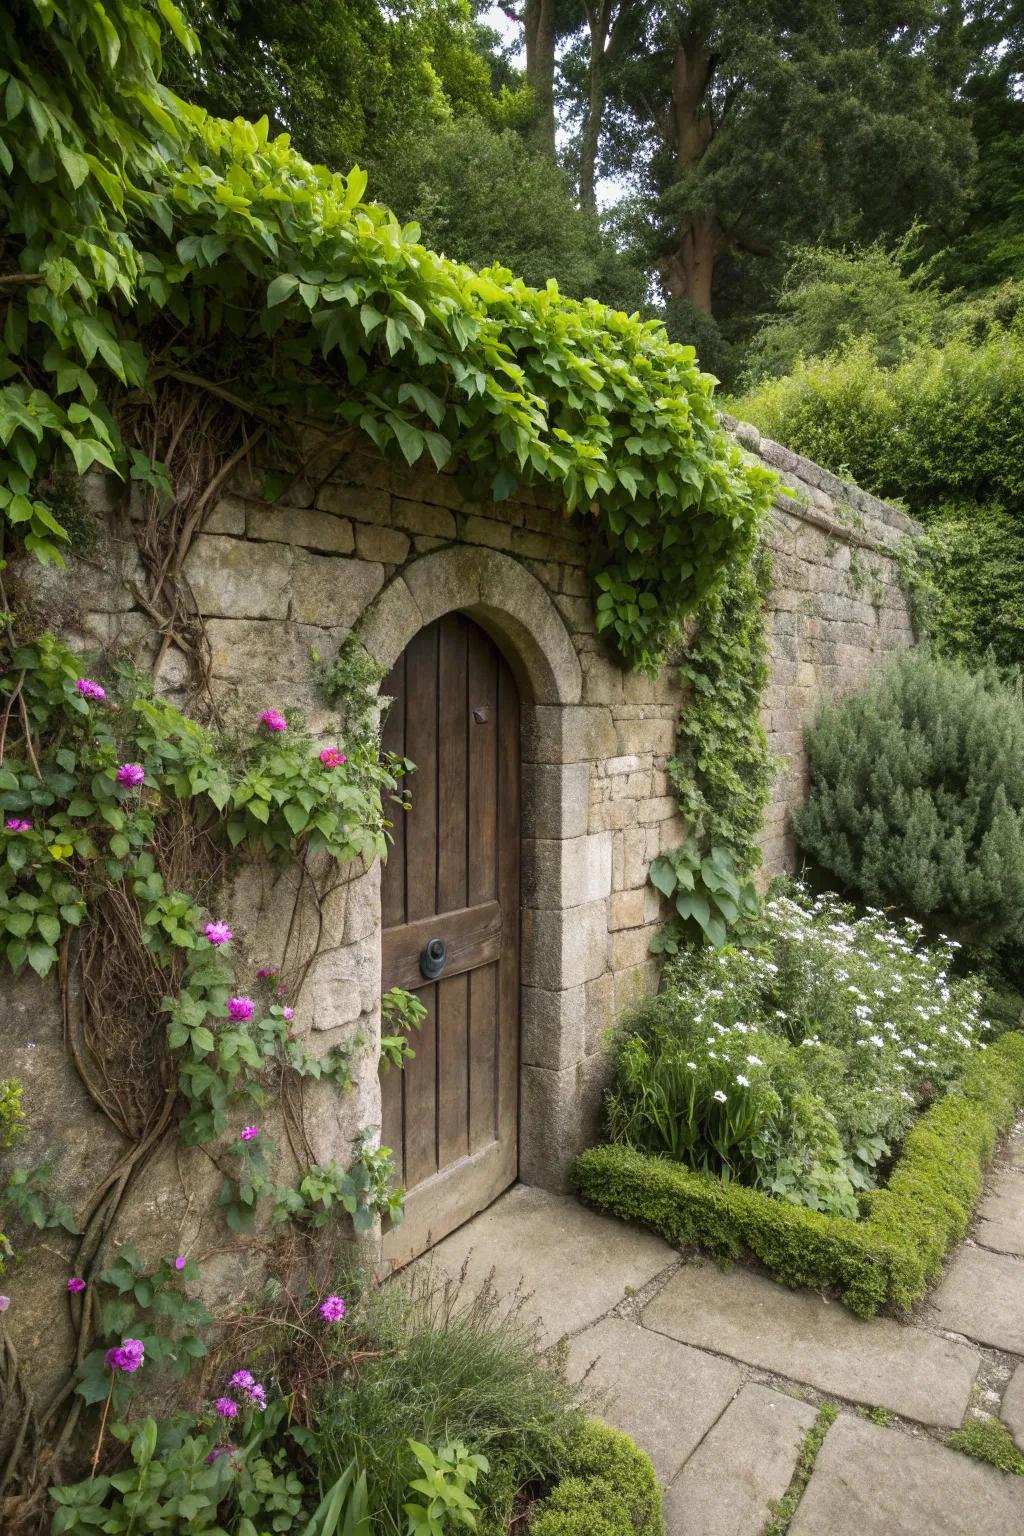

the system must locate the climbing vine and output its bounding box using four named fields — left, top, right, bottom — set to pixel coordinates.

left=0, top=0, right=774, bottom=679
